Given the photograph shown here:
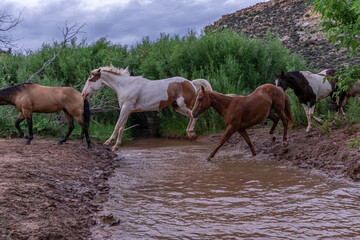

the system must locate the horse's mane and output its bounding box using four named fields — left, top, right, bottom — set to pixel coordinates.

left=0, top=83, right=33, bottom=97
left=99, top=65, right=131, bottom=76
